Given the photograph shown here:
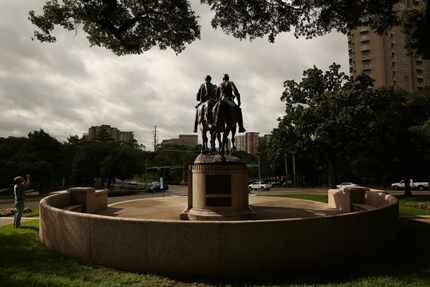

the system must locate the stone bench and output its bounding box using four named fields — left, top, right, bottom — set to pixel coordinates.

left=68, top=187, right=107, bottom=213
left=329, top=186, right=394, bottom=213
left=328, top=186, right=368, bottom=213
